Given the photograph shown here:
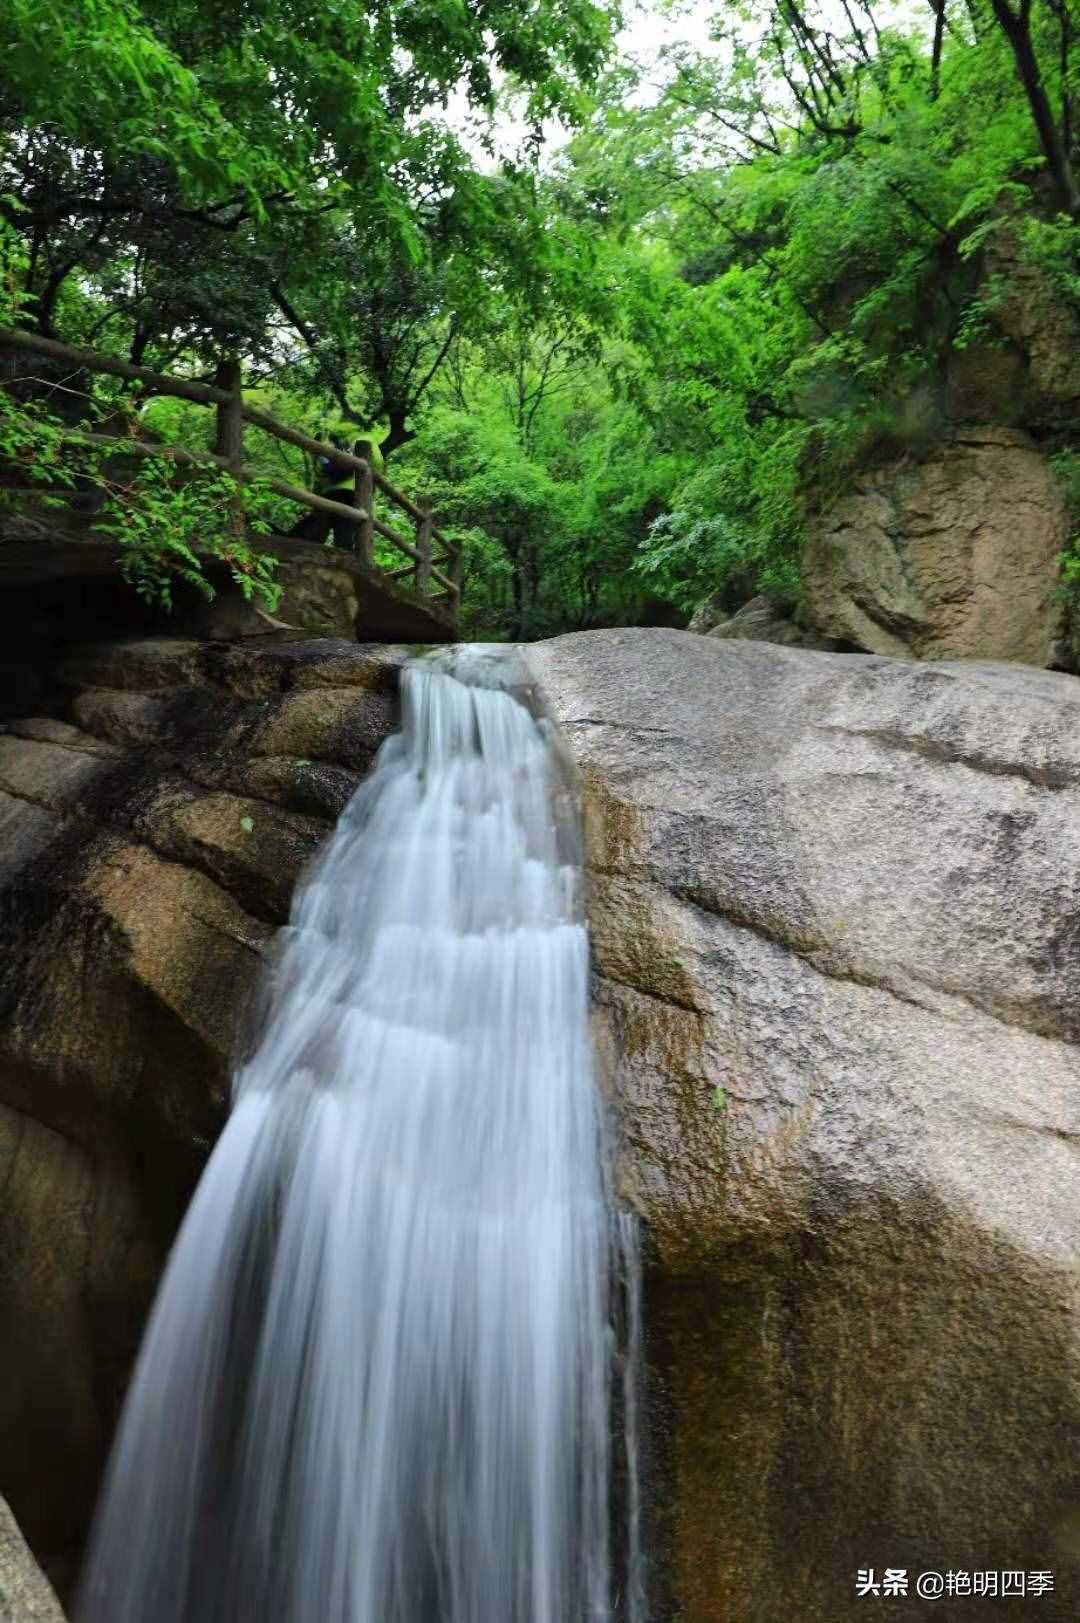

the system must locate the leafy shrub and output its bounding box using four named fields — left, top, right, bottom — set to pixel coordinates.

left=0, top=389, right=282, bottom=611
